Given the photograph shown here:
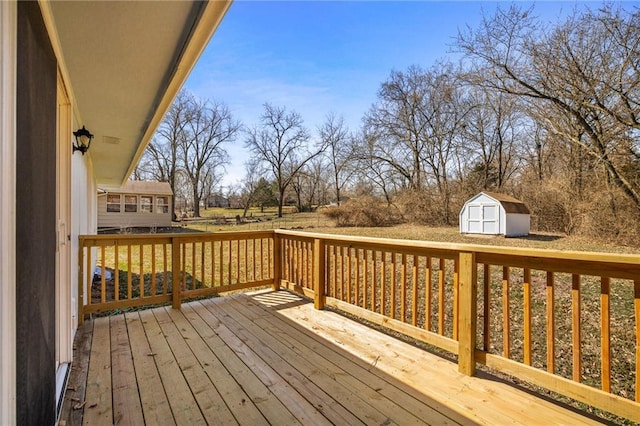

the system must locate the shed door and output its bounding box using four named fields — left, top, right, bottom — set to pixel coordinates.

left=482, top=204, right=499, bottom=233
left=466, top=203, right=499, bottom=234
